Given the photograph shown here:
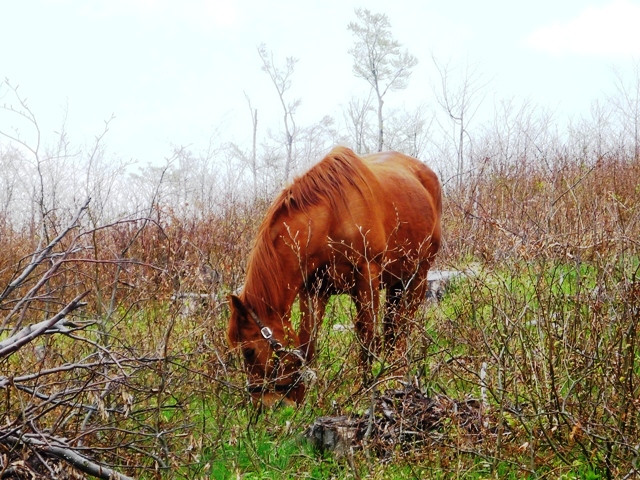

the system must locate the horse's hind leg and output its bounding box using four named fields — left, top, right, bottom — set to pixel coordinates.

left=353, top=261, right=381, bottom=366
left=383, top=282, right=403, bottom=348
left=383, top=276, right=429, bottom=357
